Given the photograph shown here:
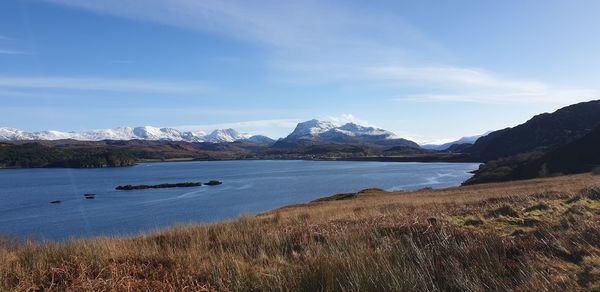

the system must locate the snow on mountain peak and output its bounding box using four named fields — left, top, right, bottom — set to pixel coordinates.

left=0, top=128, right=33, bottom=141
left=132, top=126, right=183, bottom=141
left=337, top=123, right=395, bottom=137
left=288, top=119, right=338, bottom=139
left=272, top=119, right=418, bottom=148
left=285, top=119, right=397, bottom=140
left=0, top=119, right=398, bottom=145
left=205, top=128, right=252, bottom=143
left=0, top=126, right=258, bottom=143
left=420, top=133, right=487, bottom=151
